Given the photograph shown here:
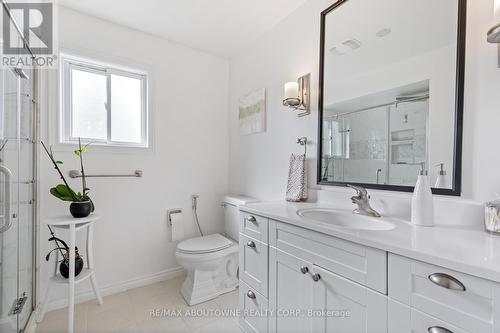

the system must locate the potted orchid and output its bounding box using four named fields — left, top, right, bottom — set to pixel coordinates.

left=41, top=138, right=95, bottom=218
